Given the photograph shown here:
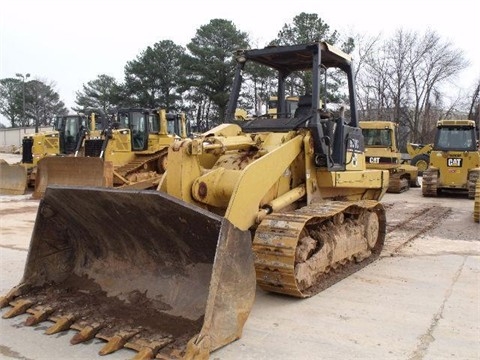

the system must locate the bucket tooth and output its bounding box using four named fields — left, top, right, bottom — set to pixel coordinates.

left=126, top=337, right=174, bottom=360
left=0, top=284, right=30, bottom=308
left=45, top=314, right=77, bottom=335
left=155, top=349, right=184, bottom=359
left=70, top=322, right=105, bottom=344
left=2, top=299, right=34, bottom=319
left=25, top=306, right=54, bottom=326
left=133, top=348, right=154, bottom=360
left=0, top=187, right=256, bottom=358
left=0, top=296, right=10, bottom=309
left=98, top=329, right=141, bottom=356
